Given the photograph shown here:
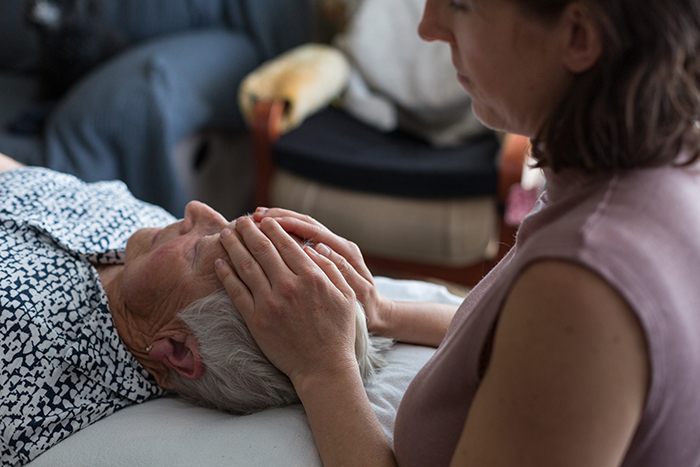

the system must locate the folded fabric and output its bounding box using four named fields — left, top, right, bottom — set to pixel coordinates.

left=333, top=0, right=488, bottom=146
left=238, top=43, right=350, bottom=134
